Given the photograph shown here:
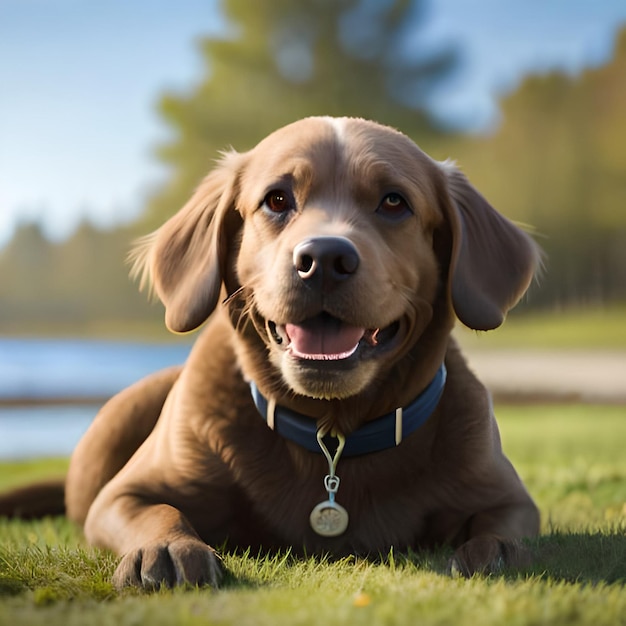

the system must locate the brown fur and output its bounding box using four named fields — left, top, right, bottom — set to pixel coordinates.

left=2, top=117, right=541, bottom=589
